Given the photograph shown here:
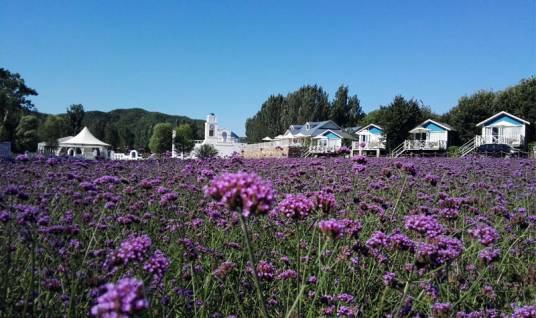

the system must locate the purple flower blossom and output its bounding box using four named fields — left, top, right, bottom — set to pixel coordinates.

left=366, top=231, right=389, bottom=249
left=91, top=277, right=148, bottom=317
left=276, top=269, right=297, bottom=280
left=318, top=219, right=345, bottom=239
left=143, top=250, right=170, bottom=279
left=432, top=302, right=452, bottom=317
left=478, top=247, right=501, bottom=263
left=256, top=260, right=275, bottom=281
left=204, top=172, right=275, bottom=217
left=405, top=214, right=444, bottom=238
left=383, top=272, right=396, bottom=286
left=469, top=224, right=500, bottom=246
left=277, top=193, right=314, bottom=220
left=114, top=234, right=152, bottom=265
left=512, top=305, right=536, bottom=318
